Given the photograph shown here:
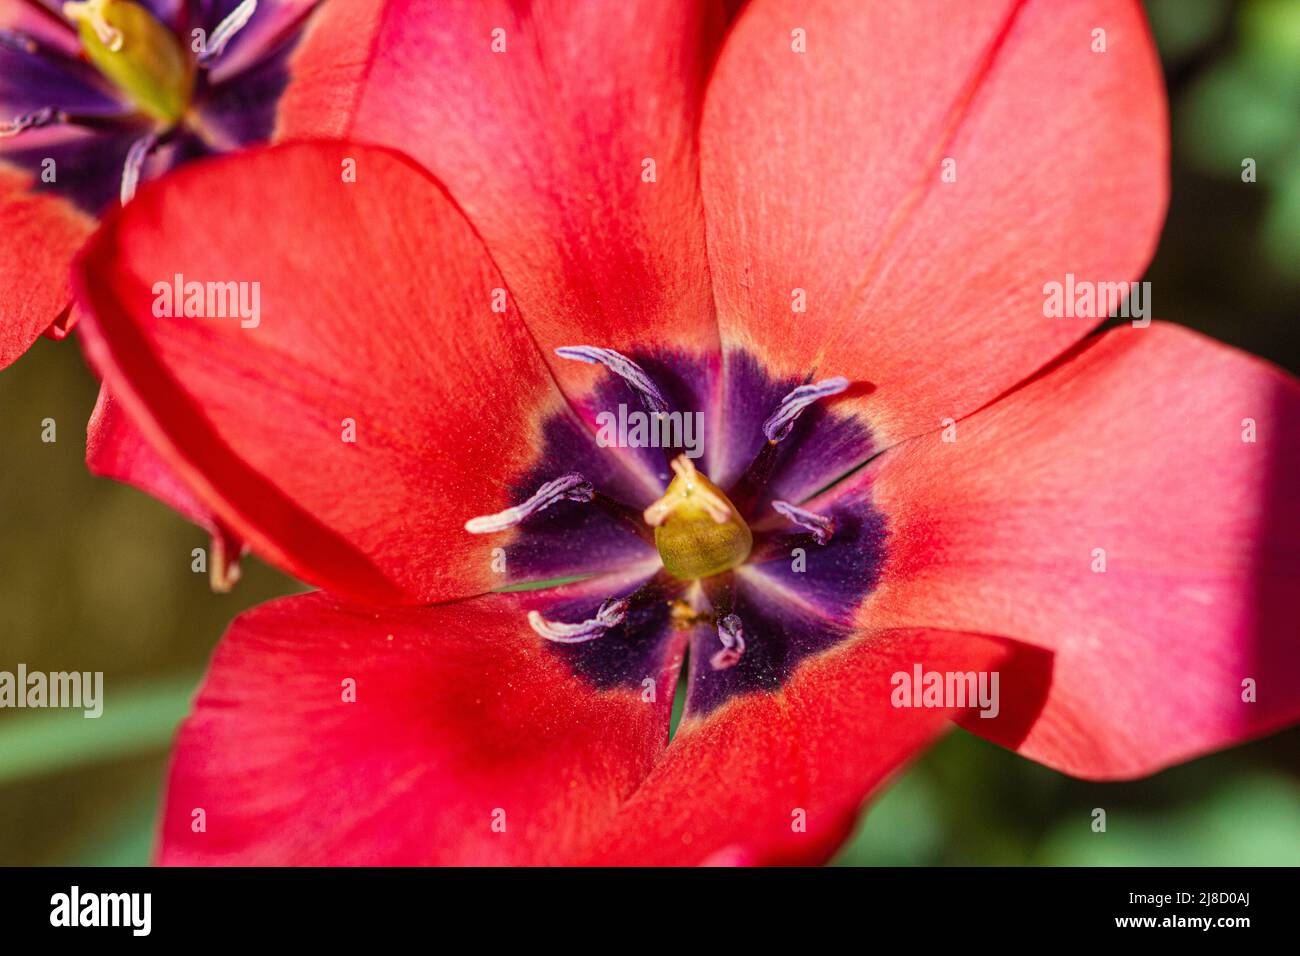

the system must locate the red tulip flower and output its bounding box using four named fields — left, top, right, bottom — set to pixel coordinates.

left=0, top=0, right=320, bottom=364
left=73, top=0, right=1300, bottom=864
